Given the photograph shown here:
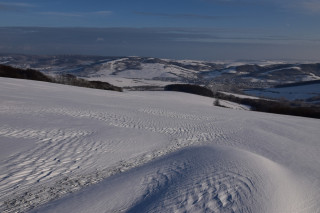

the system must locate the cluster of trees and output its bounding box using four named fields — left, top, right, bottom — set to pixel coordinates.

left=0, top=64, right=122, bottom=92
left=214, top=92, right=320, bottom=119
left=164, top=83, right=320, bottom=119
left=164, top=84, right=214, bottom=97
left=0, top=64, right=52, bottom=82
left=54, top=74, right=122, bottom=92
